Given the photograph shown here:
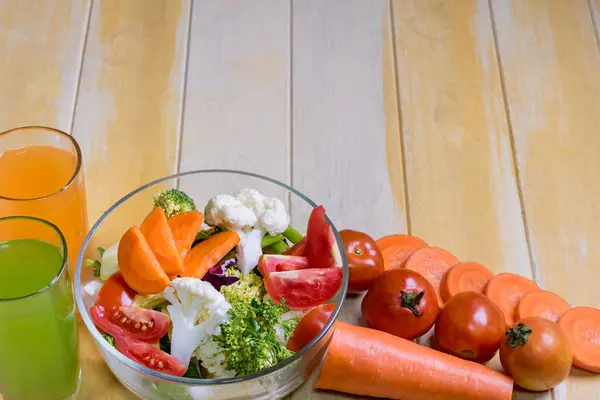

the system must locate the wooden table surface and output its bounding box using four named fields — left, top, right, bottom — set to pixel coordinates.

left=2, top=0, right=600, bottom=399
